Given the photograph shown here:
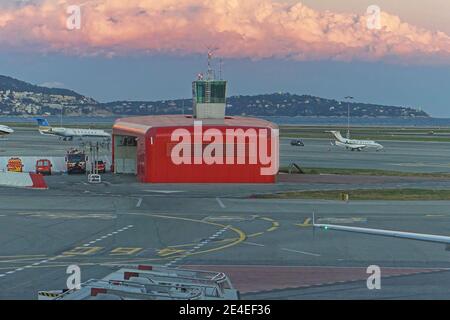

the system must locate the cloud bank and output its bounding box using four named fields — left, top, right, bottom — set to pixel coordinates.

left=0, top=0, right=450, bottom=63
